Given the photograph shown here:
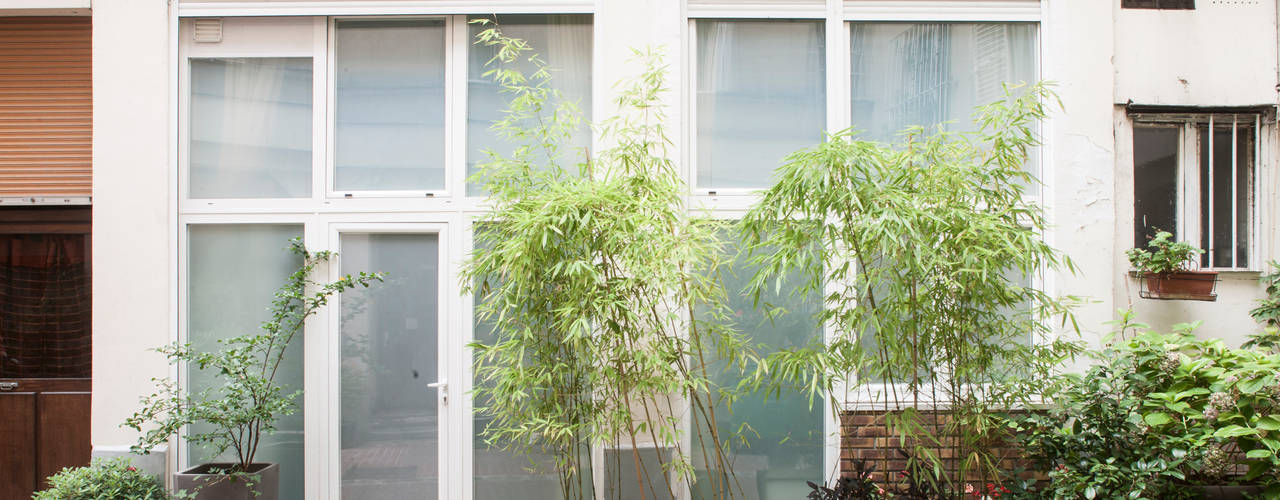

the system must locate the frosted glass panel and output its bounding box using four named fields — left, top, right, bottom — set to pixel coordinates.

left=471, top=229, right=588, bottom=500
left=340, top=233, right=440, bottom=499
left=335, top=20, right=446, bottom=192
left=467, top=15, right=593, bottom=197
left=696, top=20, right=826, bottom=189
left=692, top=236, right=824, bottom=500
left=187, top=224, right=305, bottom=500
left=850, top=23, right=1037, bottom=143
left=189, top=58, right=312, bottom=198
